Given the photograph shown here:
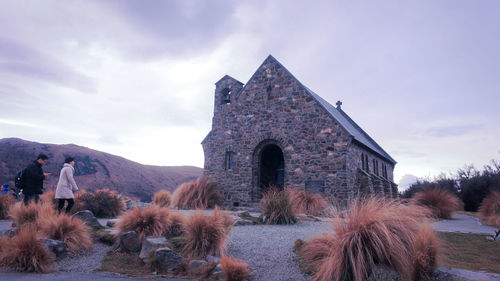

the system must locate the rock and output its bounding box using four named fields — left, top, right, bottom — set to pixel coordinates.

left=206, top=255, right=219, bottom=263
left=114, top=231, right=141, bottom=253
left=212, top=263, right=223, bottom=280
left=189, top=260, right=208, bottom=274
left=106, top=219, right=119, bottom=228
left=39, top=238, right=66, bottom=258
left=72, top=210, right=101, bottom=230
left=154, top=247, right=186, bottom=271
left=367, top=265, right=403, bottom=281
left=2, top=228, right=18, bottom=238
left=236, top=211, right=251, bottom=217
left=234, top=217, right=254, bottom=226
left=486, top=236, right=500, bottom=244
left=125, top=200, right=152, bottom=210
left=139, top=236, right=169, bottom=262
